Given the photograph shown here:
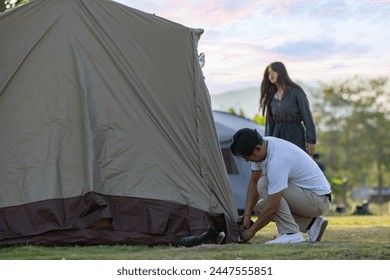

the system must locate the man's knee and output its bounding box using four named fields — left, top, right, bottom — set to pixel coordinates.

left=254, top=198, right=266, bottom=215
left=257, top=176, right=269, bottom=194
left=255, top=176, right=269, bottom=215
